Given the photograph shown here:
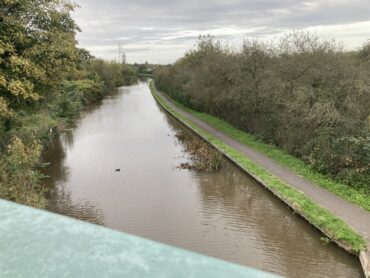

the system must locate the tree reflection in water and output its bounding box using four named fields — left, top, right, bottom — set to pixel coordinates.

left=42, top=133, right=104, bottom=225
